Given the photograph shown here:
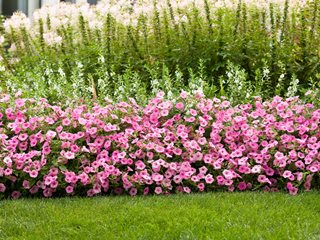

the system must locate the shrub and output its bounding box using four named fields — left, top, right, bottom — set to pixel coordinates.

left=1, top=0, right=320, bottom=101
